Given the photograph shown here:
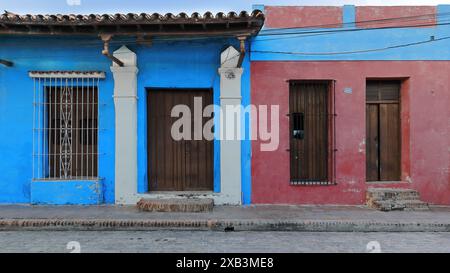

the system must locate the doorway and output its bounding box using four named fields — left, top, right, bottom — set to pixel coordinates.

left=366, top=80, right=401, bottom=181
left=147, top=88, right=213, bottom=191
